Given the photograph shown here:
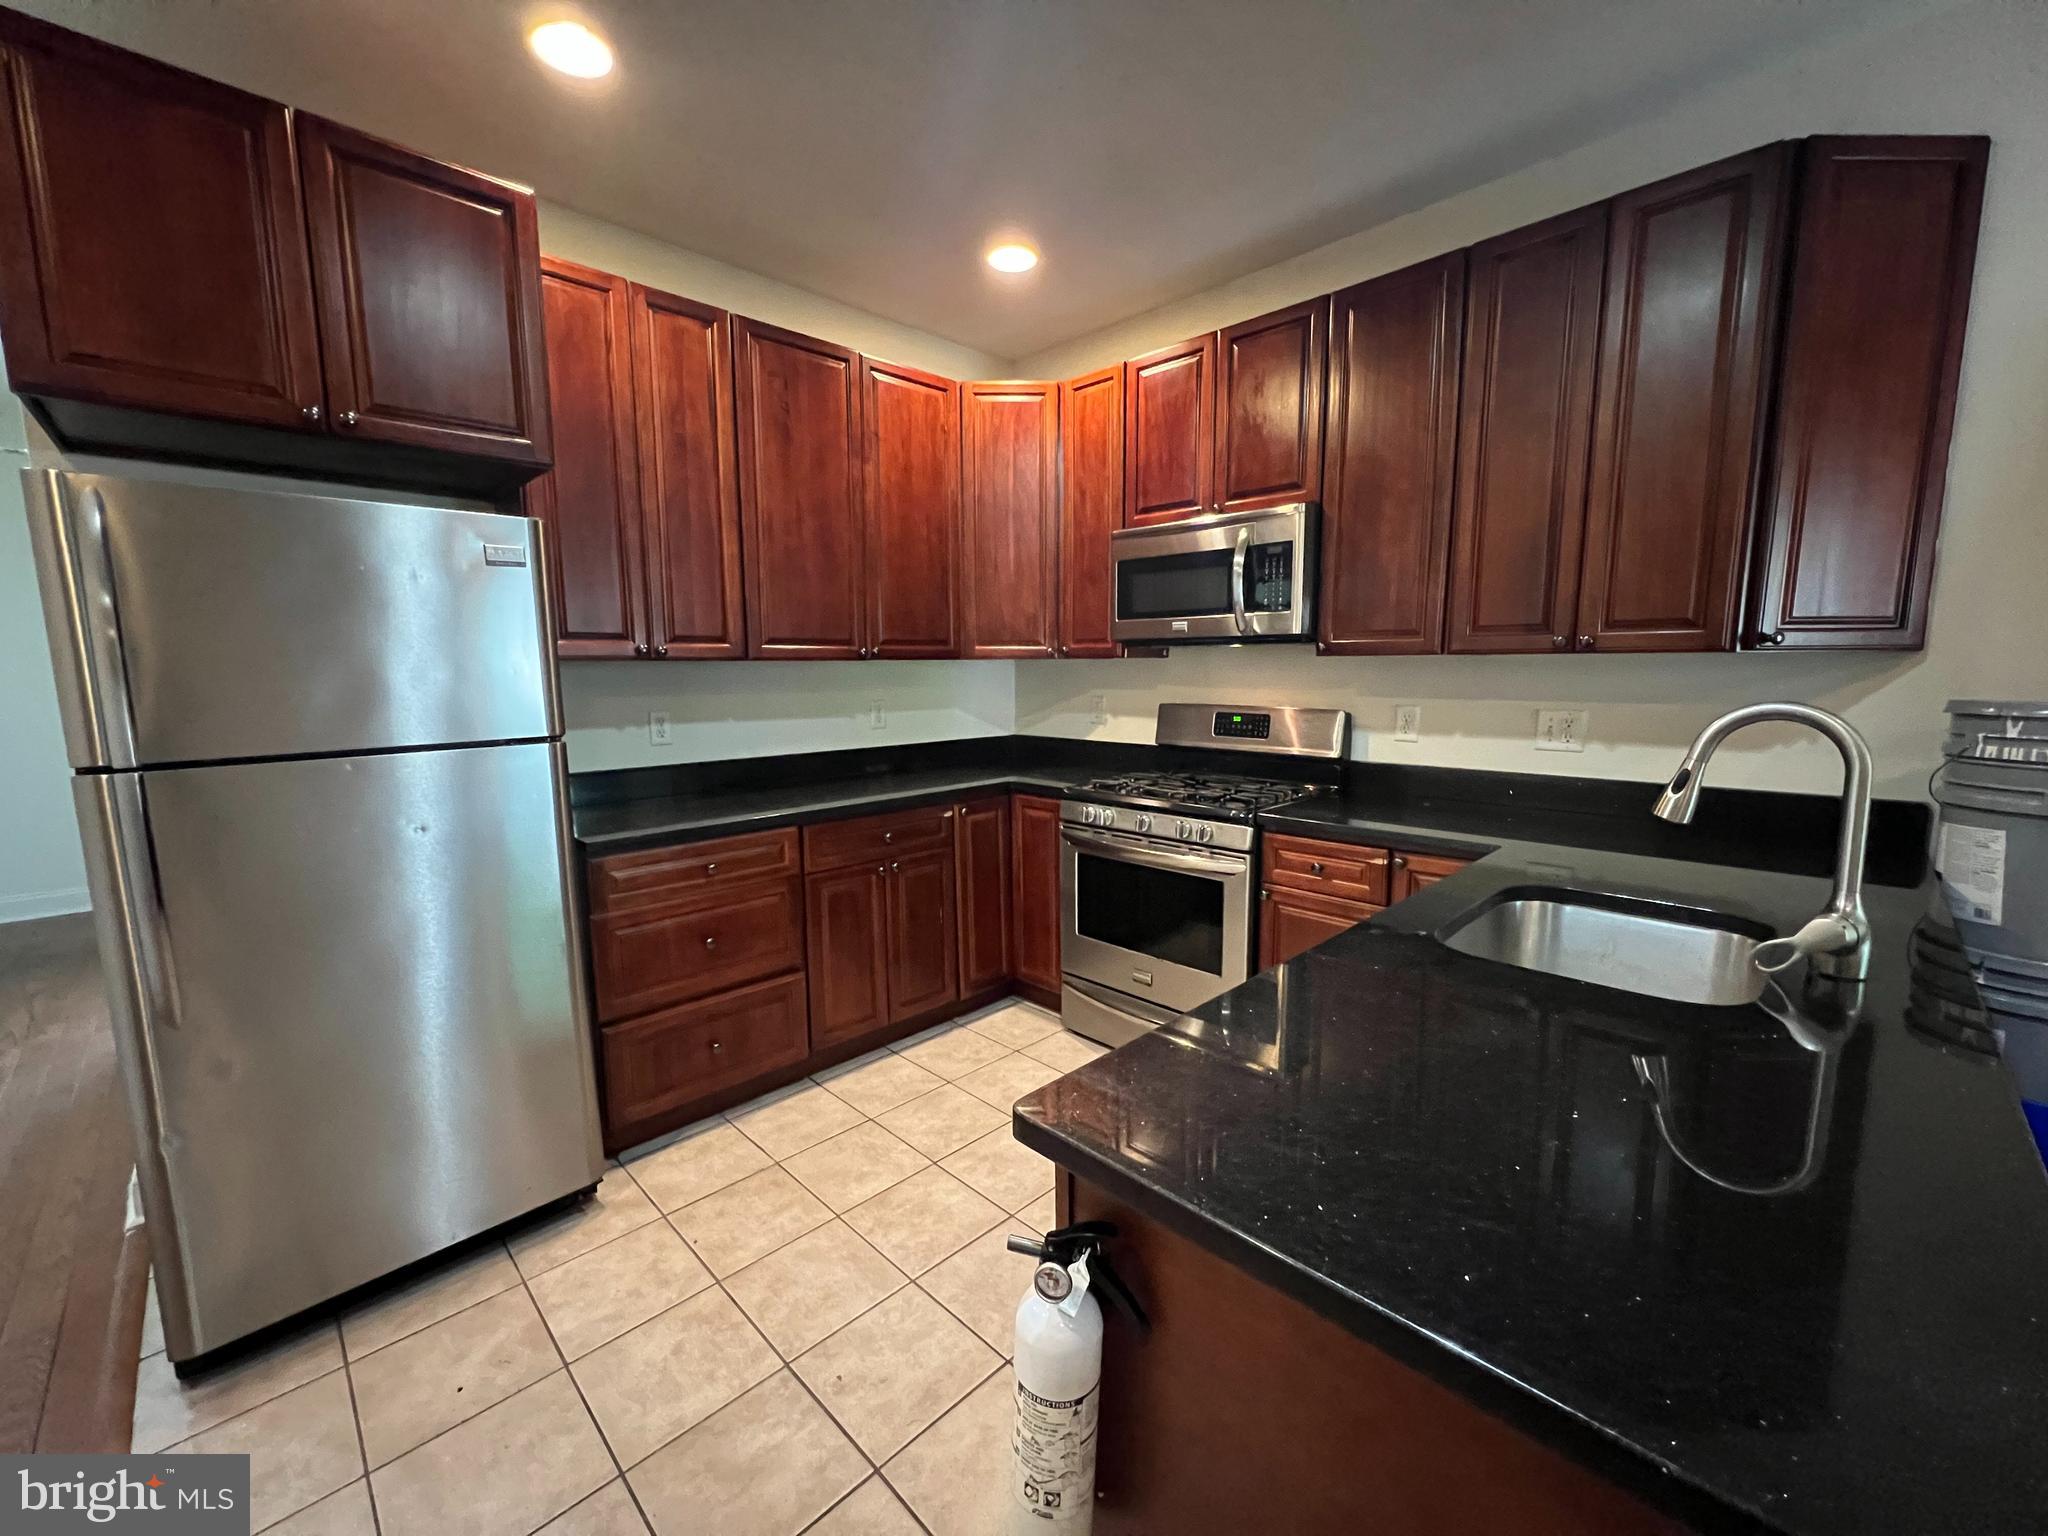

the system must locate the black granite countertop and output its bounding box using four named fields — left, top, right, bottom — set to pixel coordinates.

left=1014, top=839, right=2048, bottom=1535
